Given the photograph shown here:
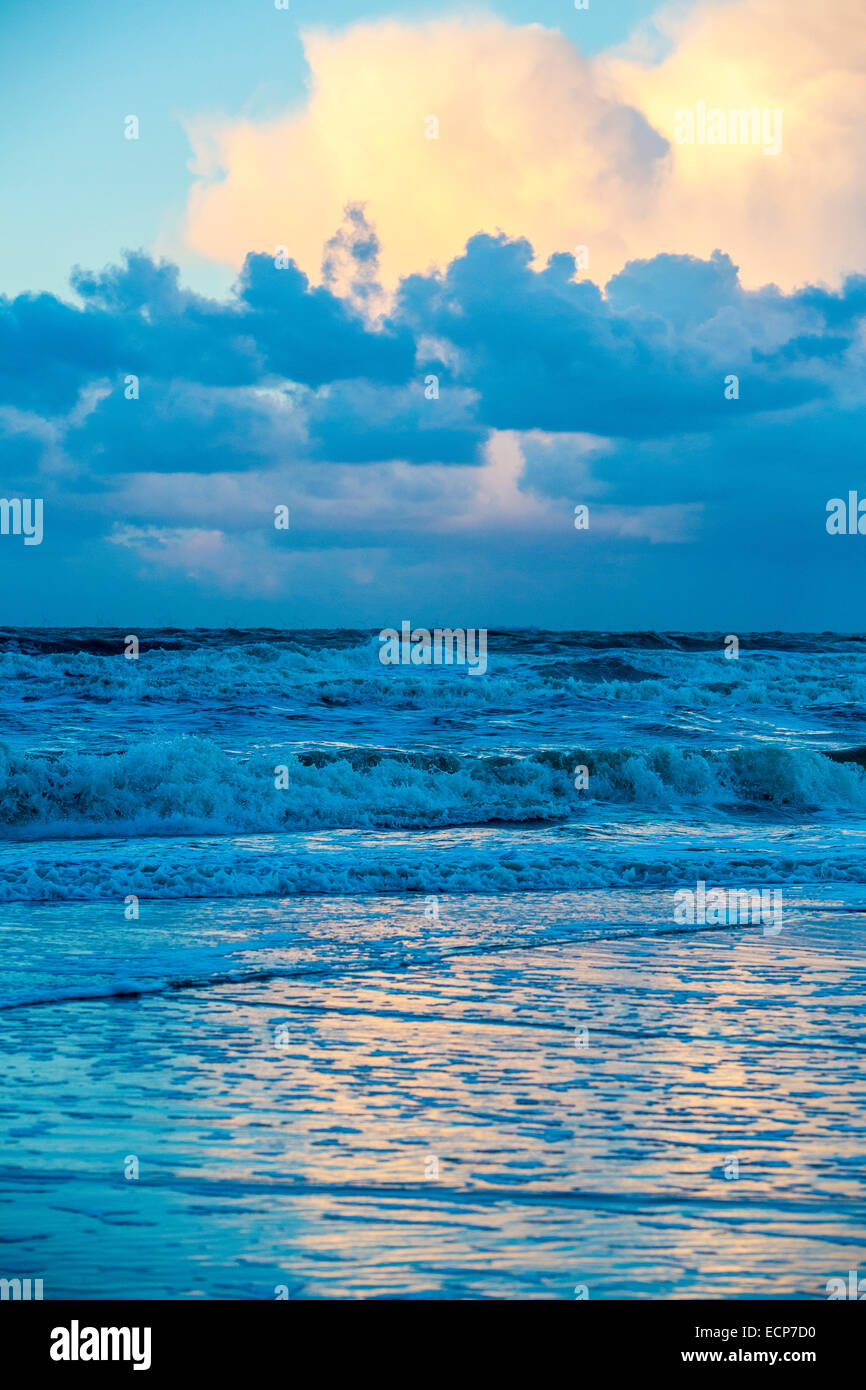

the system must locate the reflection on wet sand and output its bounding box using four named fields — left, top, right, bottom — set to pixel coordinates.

left=1, top=894, right=862, bottom=1299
